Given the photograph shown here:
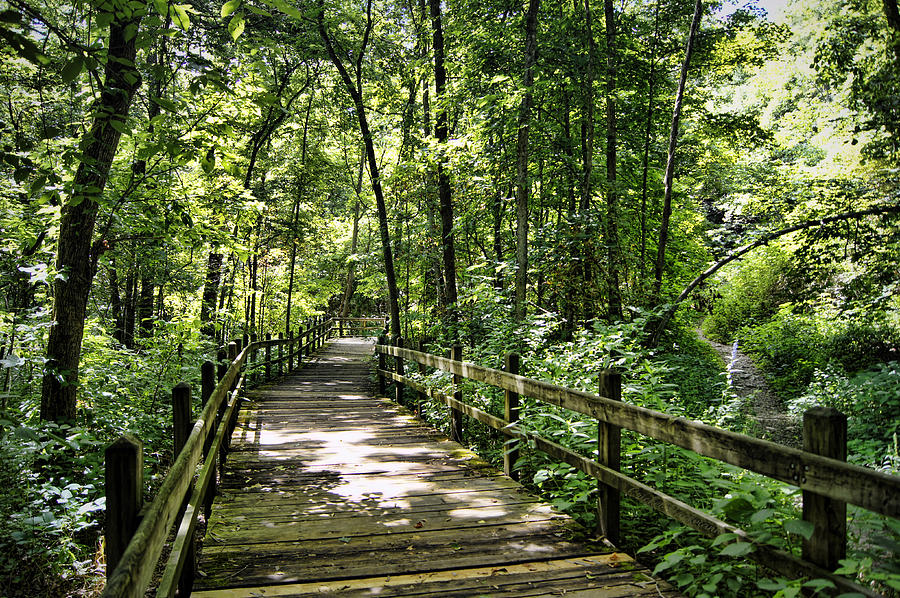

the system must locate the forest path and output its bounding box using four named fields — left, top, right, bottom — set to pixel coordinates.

left=192, top=337, right=681, bottom=597
left=697, top=328, right=801, bottom=447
